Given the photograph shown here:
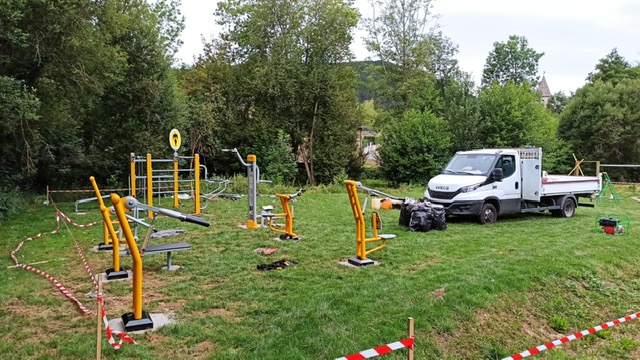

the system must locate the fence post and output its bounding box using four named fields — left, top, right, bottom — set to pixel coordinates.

left=407, top=317, right=414, bottom=360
